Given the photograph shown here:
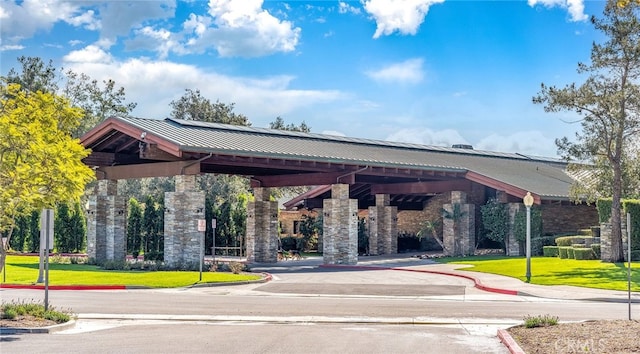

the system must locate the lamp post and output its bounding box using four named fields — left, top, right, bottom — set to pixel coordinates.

left=523, top=192, right=534, bottom=283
